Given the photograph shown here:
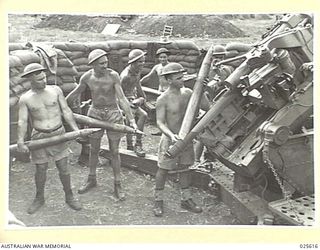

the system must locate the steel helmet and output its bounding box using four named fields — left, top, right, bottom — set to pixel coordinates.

left=128, top=49, right=146, bottom=64
left=21, top=63, right=46, bottom=77
left=88, top=49, right=108, bottom=65
left=160, top=62, right=186, bottom=76
left=156, top=48, right=170, bottom=56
